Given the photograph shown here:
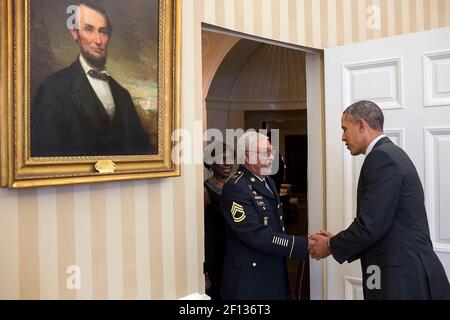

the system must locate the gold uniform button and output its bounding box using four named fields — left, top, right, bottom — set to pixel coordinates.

left=280, top=216, right=283, bottom=220
left=278, top=204, right=280, bottom=208
left=252, top=262, right=256, bottom=267
left=282, top=227, right=285, bottom=232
